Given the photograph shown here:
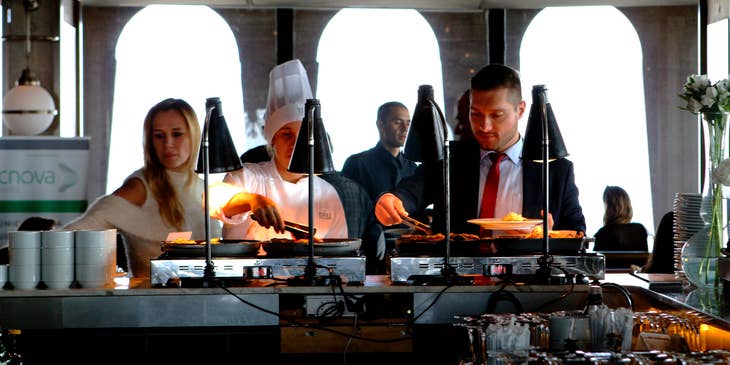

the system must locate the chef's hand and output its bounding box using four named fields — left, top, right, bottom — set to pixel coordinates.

left=226, top=193, right=285, bottom=234
left=249, top=204, right=285, bottom=234
left=375, top=193, right=408, bottom=226
left=540, top=210, right=554, bottom=231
